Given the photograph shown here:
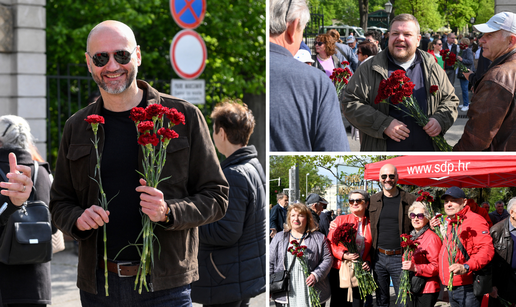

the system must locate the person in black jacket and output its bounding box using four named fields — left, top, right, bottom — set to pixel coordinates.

left=191, top=99, right=266, bottom=307
left=0, top=115, right=53, bottom=307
